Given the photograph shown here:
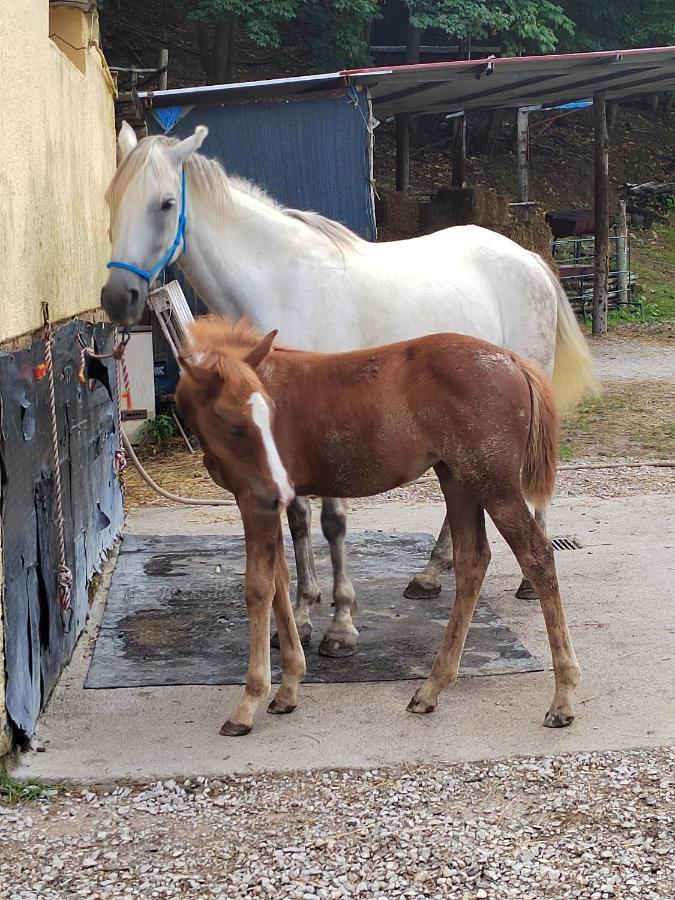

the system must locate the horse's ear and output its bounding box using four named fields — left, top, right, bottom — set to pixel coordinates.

left=117, top=121, right=138, bottom=159
left=167, top=125, right=209, bottom=167
left=179, top=355, right=220, bottom=392
left=244, top=330, right=277, bottom=370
